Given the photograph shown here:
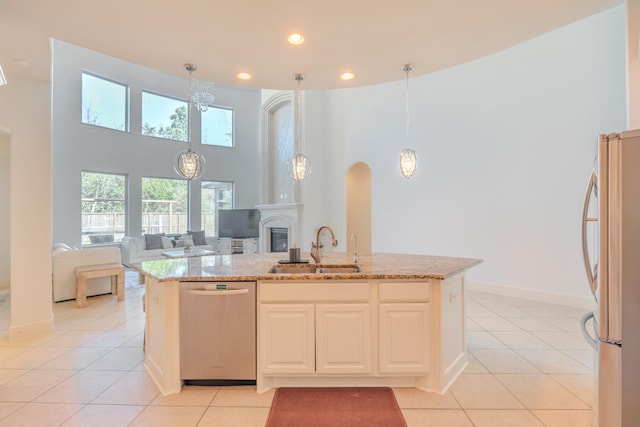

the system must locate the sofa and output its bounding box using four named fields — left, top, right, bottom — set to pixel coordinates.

left=121, top=232, right=216, bottom=267
left=52, top=243, right=122, bottom=302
